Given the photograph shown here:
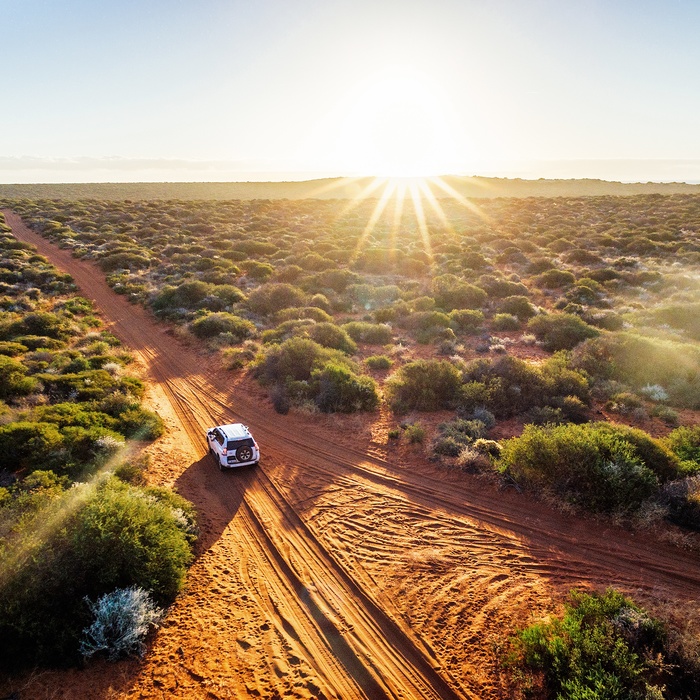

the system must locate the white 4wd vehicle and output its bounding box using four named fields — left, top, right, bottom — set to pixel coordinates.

left=206, top=423, right=259, bottom=470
